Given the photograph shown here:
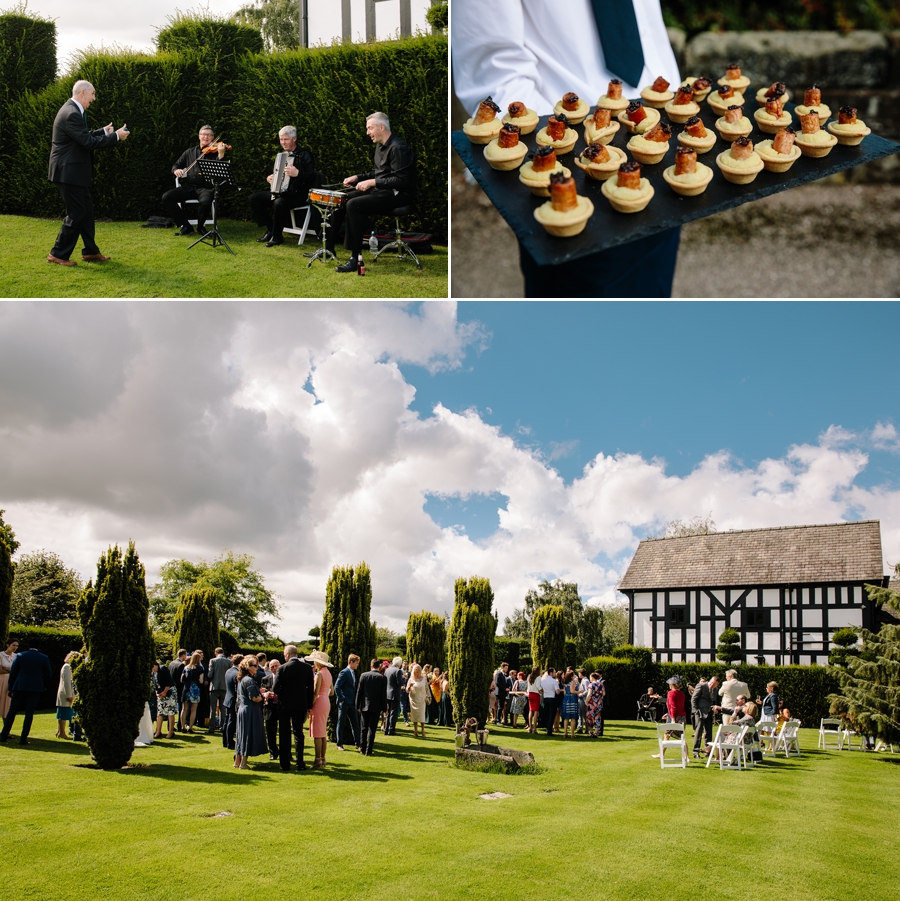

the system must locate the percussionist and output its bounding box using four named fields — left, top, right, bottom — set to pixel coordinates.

left=328, top=111, right=416, bottom=272
left=249, top=125, right=316, bottom=247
